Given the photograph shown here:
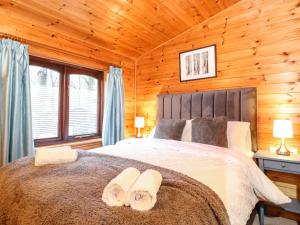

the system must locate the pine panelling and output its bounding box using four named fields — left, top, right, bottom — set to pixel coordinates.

left=1, top=0, right=142, bottom=58
left=0, top=0, right=239, bottom=59
left=0, top=18, right=134, bottom=68
left=136, top=0, right=300, bottom=150
left=273, top=181, right=297, bottom=199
